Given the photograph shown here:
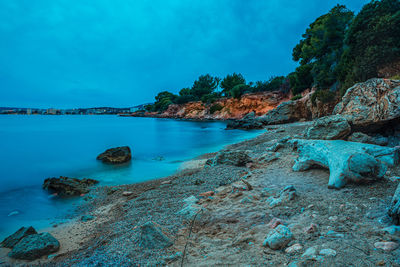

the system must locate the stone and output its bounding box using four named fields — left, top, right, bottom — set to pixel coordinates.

left=263, top=225, right=293, bottom=250
left=325, top=230, right=344, bottom=238
left=139, top=221, right=172, bottom=249
left=1, top=226, right=37, bottom=249
left=374, top=241, right=399, bottom=252
left=96, top=146, right=131, bottom=164
left=348, top=132, right=375, bottom=144
left=389, top=183, right=400, bottom=225
left=258, top=152, right=280, bottom=163
left=305, top=115, right=351, bottom=140
left=301, top=246, right=318, bottom=259
left=209, top=150, right=251, bottom=167
left=177, top=196, right=203, bottom=220
left=122, top=191, right=133, bottom=196
left=382, top=225, right=400, bottom=234
left=8, top=232, right=60, bottom=260
left=290, top=139, right=400, bottom=188
left=43, top=176, right=99, bottom=196
left=304, top=223, right=318, bottom=234
left=285, top=243, right=303, bottom=254
left=267, top=185, right=296, bottom=208
left=334, top=78, right=400, bottom=132
left=226, top=112, right=264, bottom=130
left=267, top=218, right=283, bottom=229
left=319, top=248, right=336, bottom=257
